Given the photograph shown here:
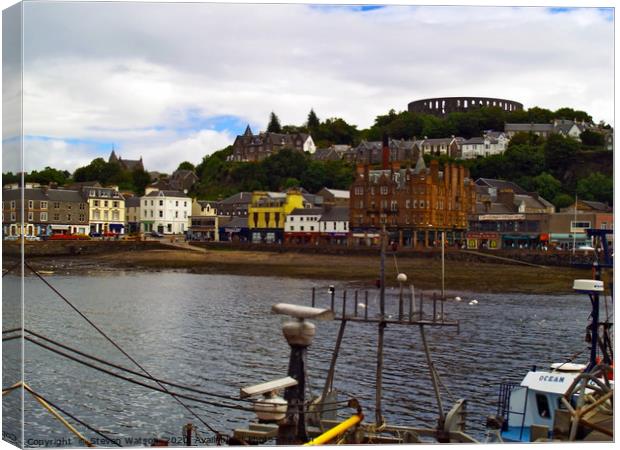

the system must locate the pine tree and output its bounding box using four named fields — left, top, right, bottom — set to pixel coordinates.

left=267, top=112, right=282, bottom=133
left=307, top=109, right=320, bottom=131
